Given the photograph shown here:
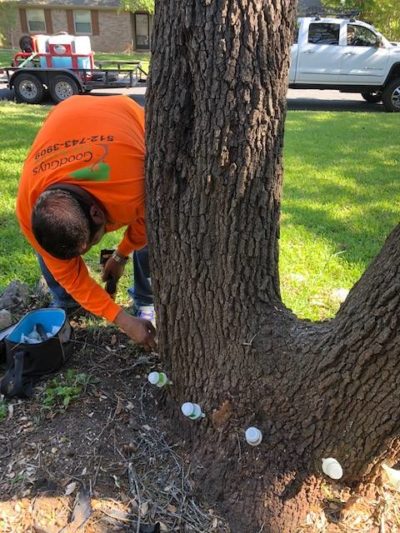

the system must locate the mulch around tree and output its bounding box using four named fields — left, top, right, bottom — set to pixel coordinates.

left=1, top=300, right=400, bottom=532
left=0, top=306, right=229, bottom=533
